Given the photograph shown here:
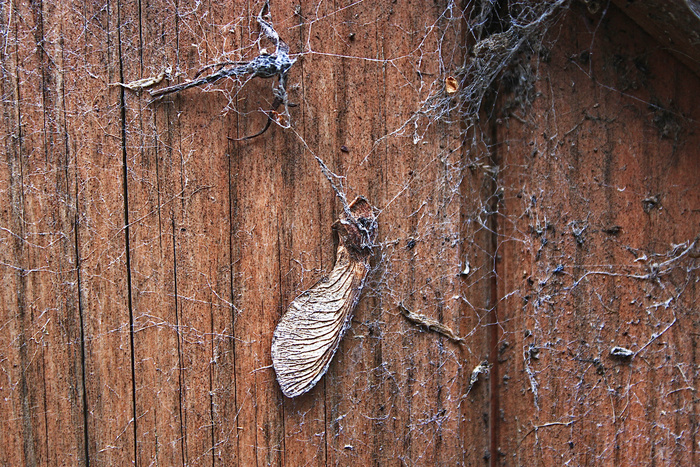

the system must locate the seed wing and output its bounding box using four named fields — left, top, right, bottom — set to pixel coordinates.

left=271, top=248, right=367, bottom=398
